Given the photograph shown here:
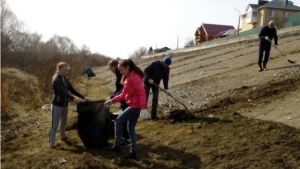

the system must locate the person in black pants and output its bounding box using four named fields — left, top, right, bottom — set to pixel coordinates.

left=107, top=59, right=130, bottom=146
left=258, top=20, right=278, bottom=71
left=144, top=56, right=172, bottom=120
